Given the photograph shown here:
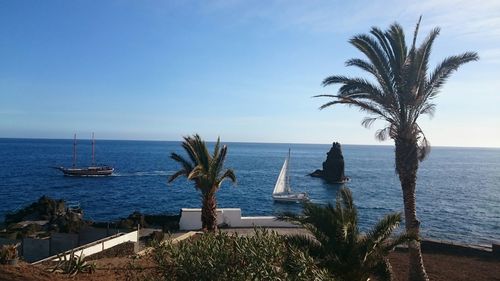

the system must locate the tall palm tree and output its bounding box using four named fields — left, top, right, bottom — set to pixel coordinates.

left=168, top=134, right=236, bottom=232
left=282, top=187, right=415, bottom=281
left=315, top=17, right=478, bottom=281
